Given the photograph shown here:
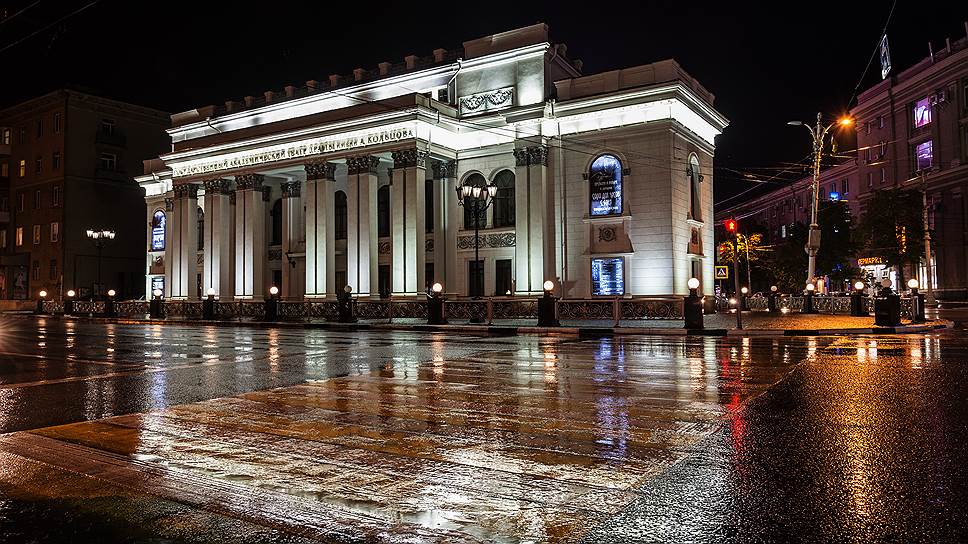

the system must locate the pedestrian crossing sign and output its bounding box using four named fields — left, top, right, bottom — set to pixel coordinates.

left=715, top=266, right=729, bottom=280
